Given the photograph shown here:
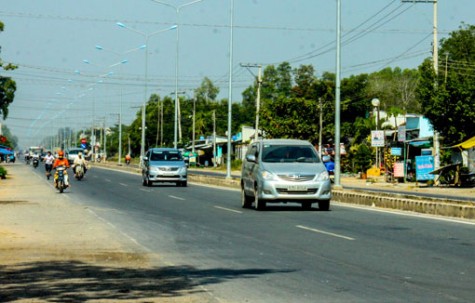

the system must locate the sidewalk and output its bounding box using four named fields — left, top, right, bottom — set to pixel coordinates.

left=0, top=163, right=213, bottom=303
